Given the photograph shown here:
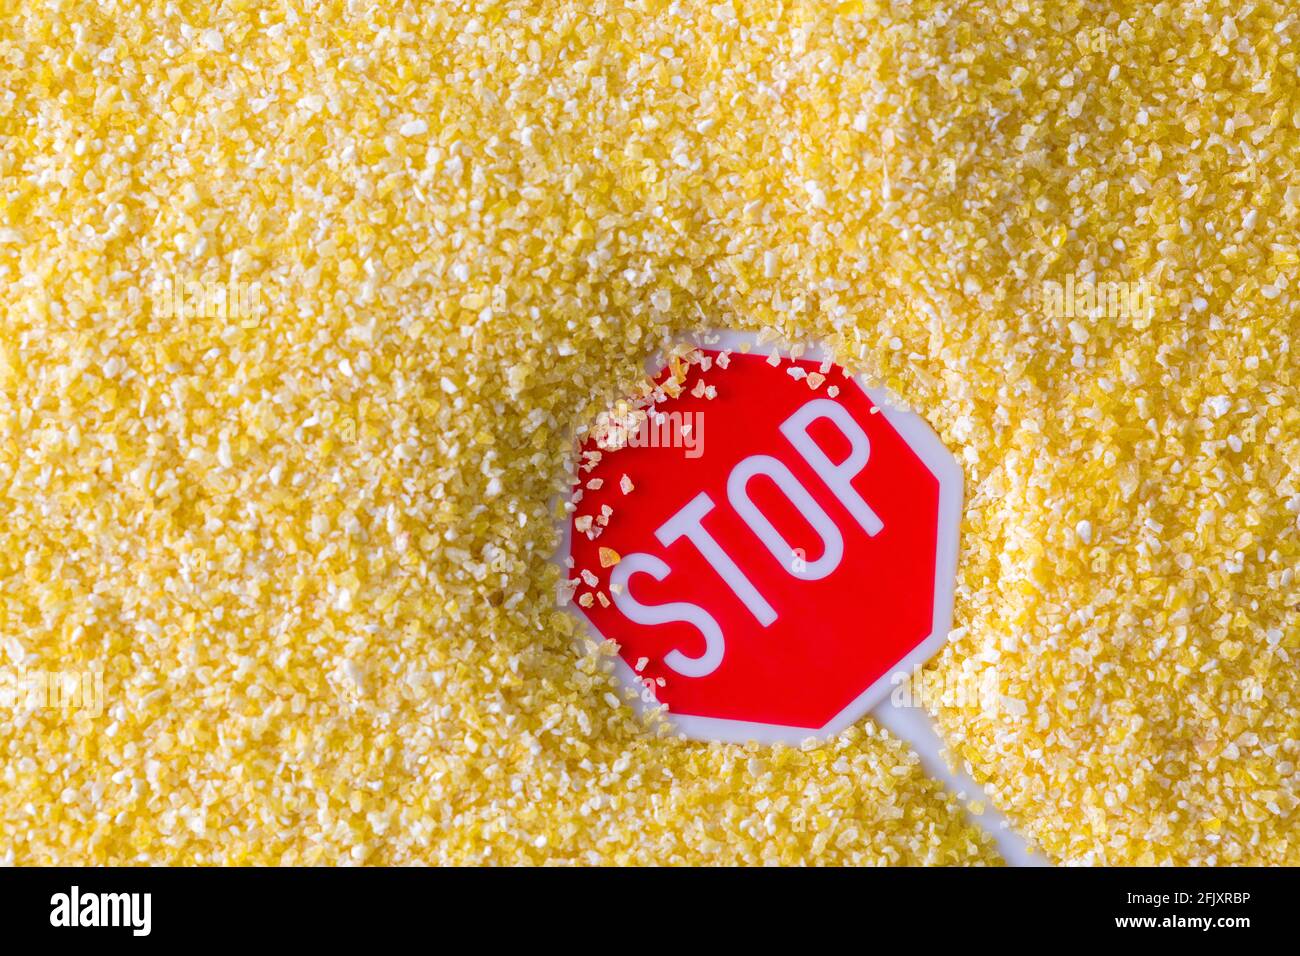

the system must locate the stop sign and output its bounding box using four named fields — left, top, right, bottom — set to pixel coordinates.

left=561, top=335, right=963, bottom=744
